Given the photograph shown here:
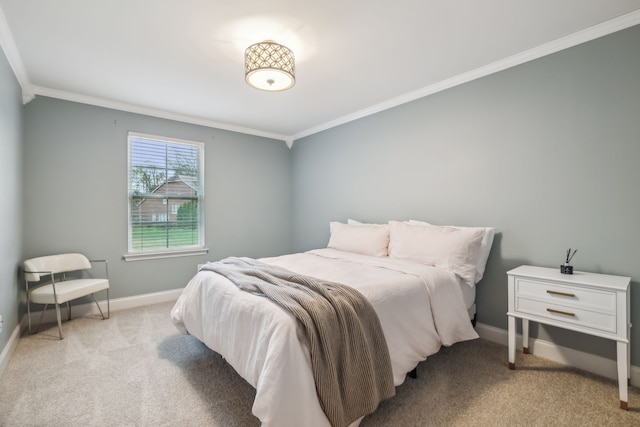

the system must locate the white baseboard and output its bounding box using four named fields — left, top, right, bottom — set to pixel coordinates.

left=0, top=323, right=22, bottom=379
left=0, top=288, right=183, bottom=378
left=475, top=322, right=640, bottom=387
